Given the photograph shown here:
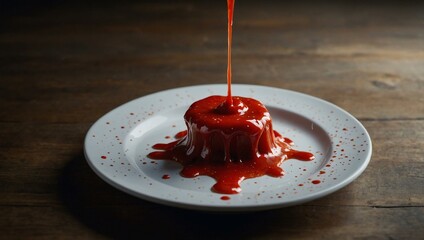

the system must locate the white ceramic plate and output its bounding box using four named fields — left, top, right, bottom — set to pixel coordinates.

left=84, top=84, right=372, bottom=211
